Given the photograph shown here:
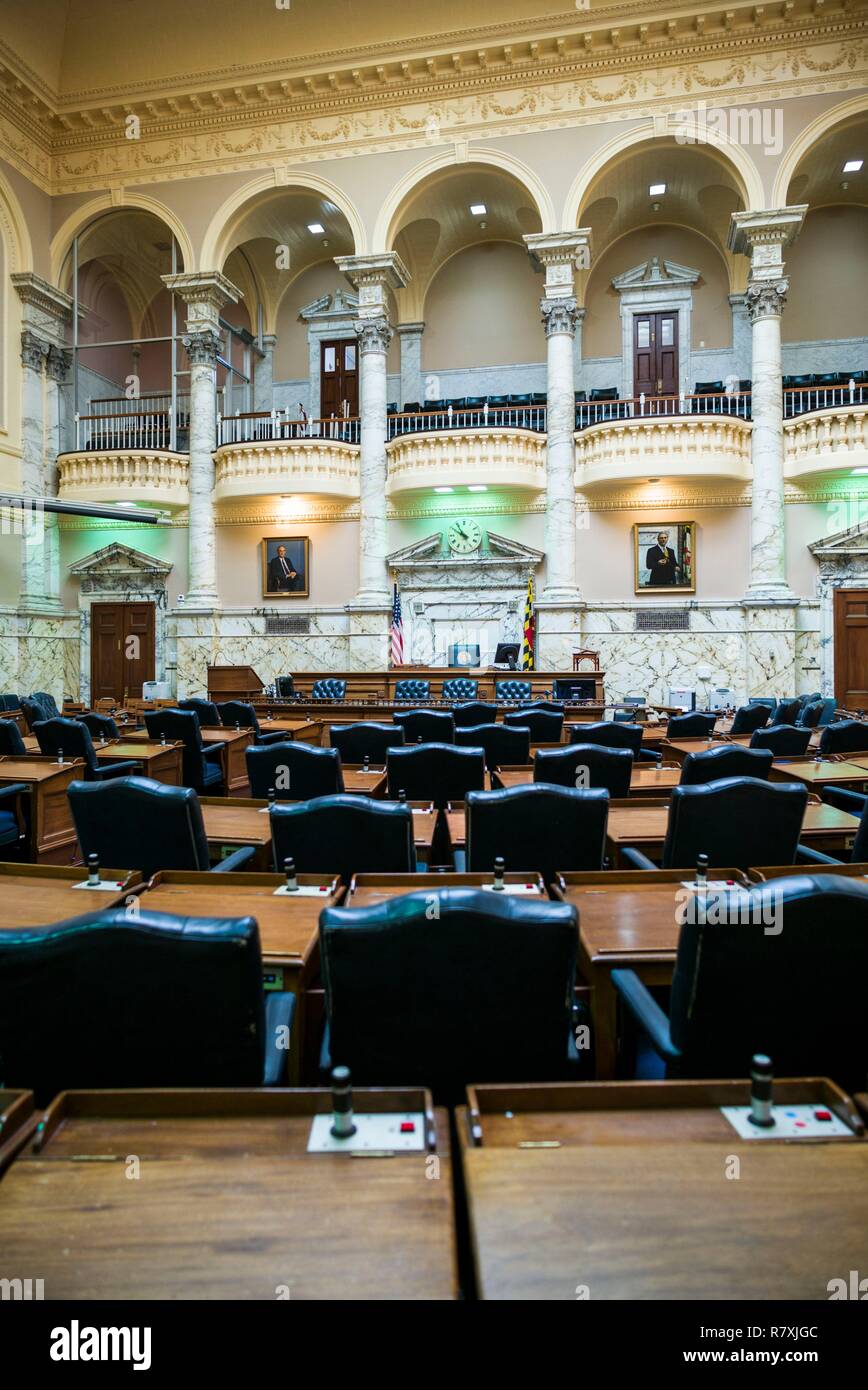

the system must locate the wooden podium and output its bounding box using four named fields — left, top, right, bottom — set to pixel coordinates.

left=207, top=665, right=264, bottom=704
